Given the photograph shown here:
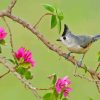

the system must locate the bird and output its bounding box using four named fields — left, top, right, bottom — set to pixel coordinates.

left=57, top=24, right=100, bottom=66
